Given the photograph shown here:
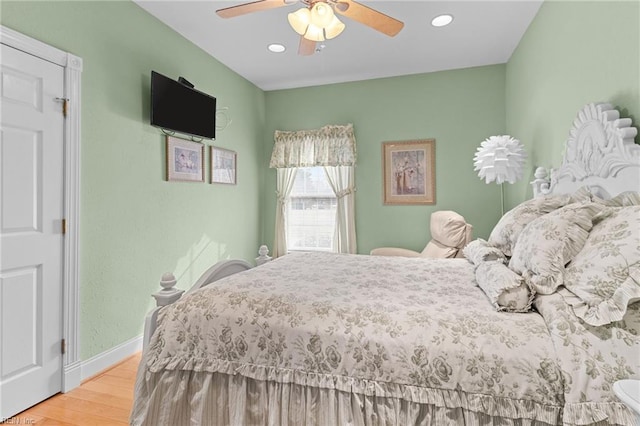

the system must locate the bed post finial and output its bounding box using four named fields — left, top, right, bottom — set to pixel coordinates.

left=531, top=167, right=552, bottom=198
left=256, top=245, right=272, bottom=266
left=152, top=272, right=184, bottom=306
